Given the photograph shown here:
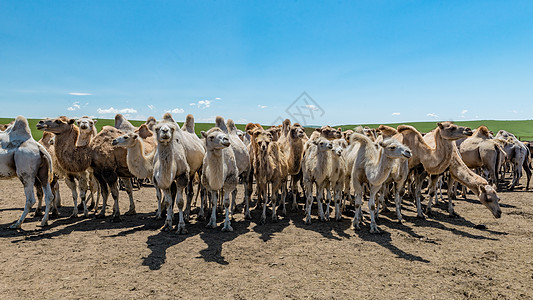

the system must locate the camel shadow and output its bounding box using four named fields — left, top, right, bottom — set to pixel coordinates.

left=198, top=218, right=251, bottom=265
left=289, top=203, right=352, bottom=241
left=142, top=229, right=198, bottom=270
